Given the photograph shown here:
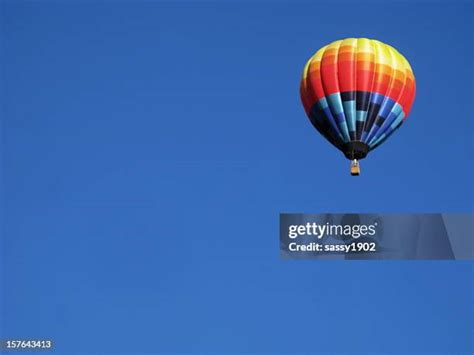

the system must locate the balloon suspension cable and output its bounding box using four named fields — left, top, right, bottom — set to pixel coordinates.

left=350, top=159, right=360, bottom=176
